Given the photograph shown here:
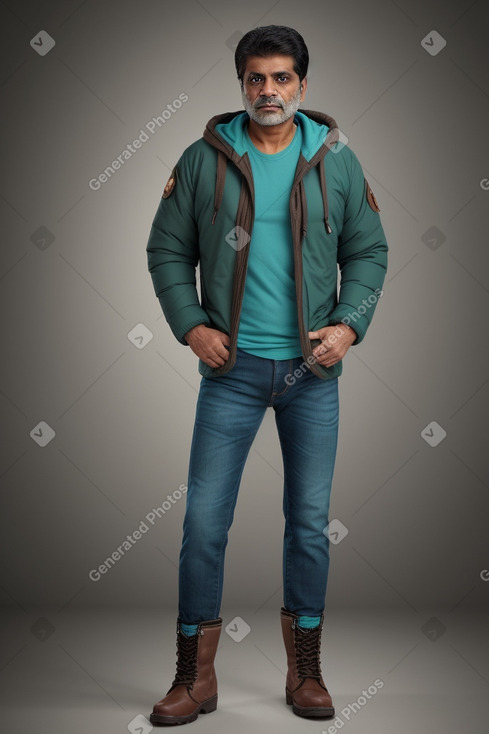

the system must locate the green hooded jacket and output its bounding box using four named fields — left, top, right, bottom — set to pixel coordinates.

left=147, top=109, right=388, bottom=379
